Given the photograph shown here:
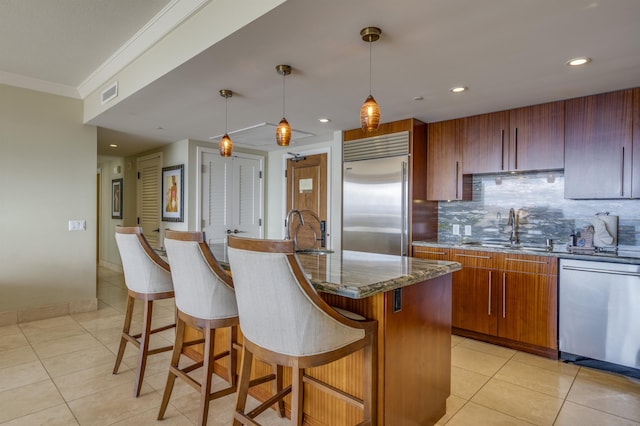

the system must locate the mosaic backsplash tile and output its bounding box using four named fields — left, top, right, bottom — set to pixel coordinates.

left=437, top=171, right=640, bottom=249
